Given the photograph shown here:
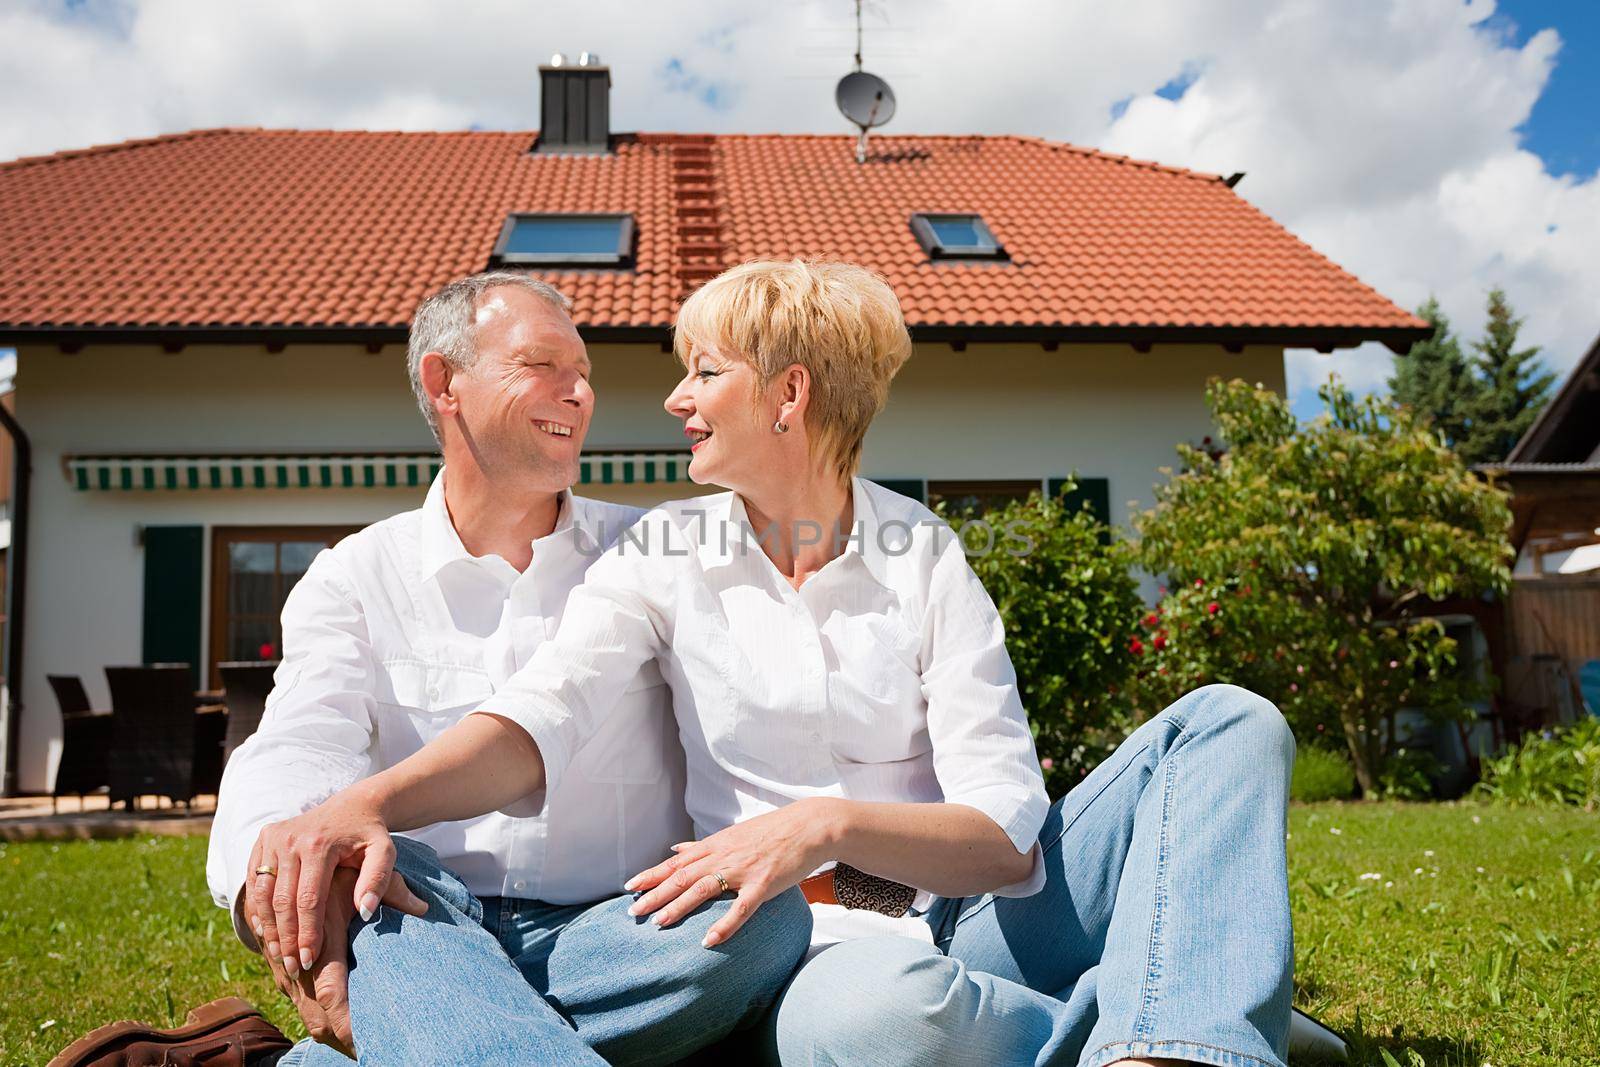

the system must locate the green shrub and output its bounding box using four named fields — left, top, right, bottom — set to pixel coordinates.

left=944, top=483, right=1145, bottom=795
left=1375, top=746, right=1438, bottom=800
left=1291, top=745, right=1357, bottom=802
left=1475, top=718, right=1600, bottom=809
